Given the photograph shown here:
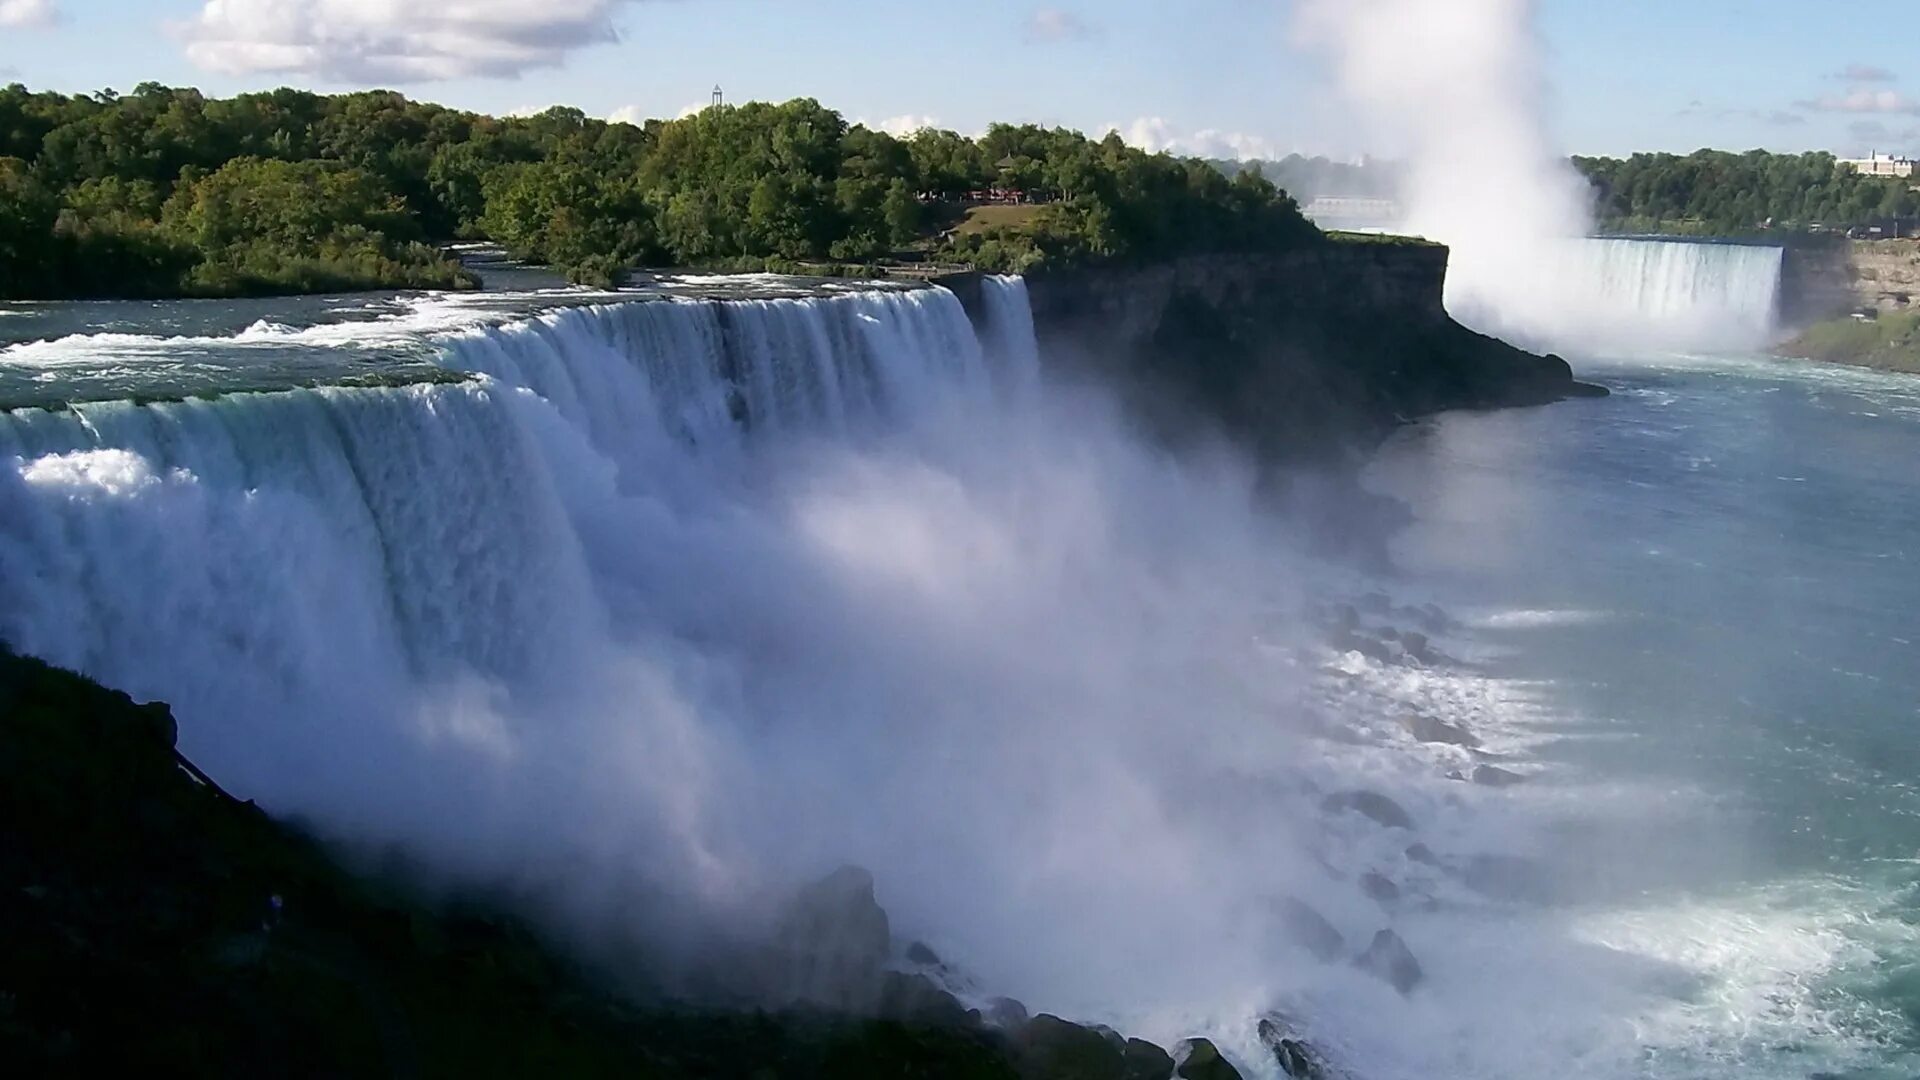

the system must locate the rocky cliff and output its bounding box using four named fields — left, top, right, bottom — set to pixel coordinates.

left=1781, top=238, right=1920, bottom=327
left=950, top=241, right=1600, bottom=463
